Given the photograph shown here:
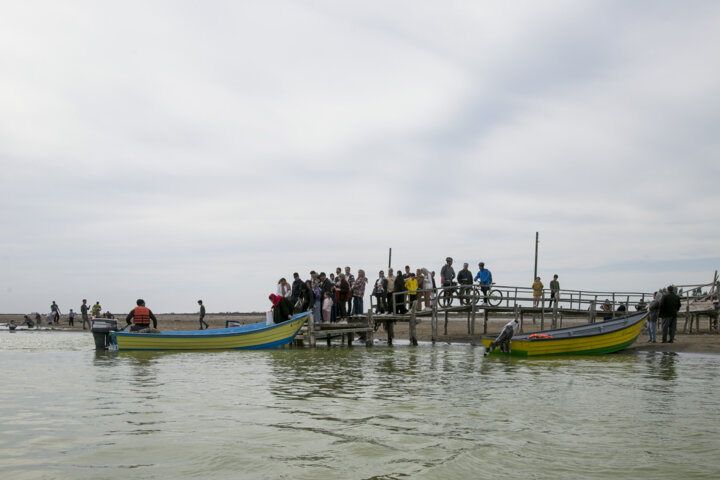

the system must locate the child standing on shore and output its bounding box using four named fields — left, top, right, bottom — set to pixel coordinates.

left=322, top=292, right=333, bottom=324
